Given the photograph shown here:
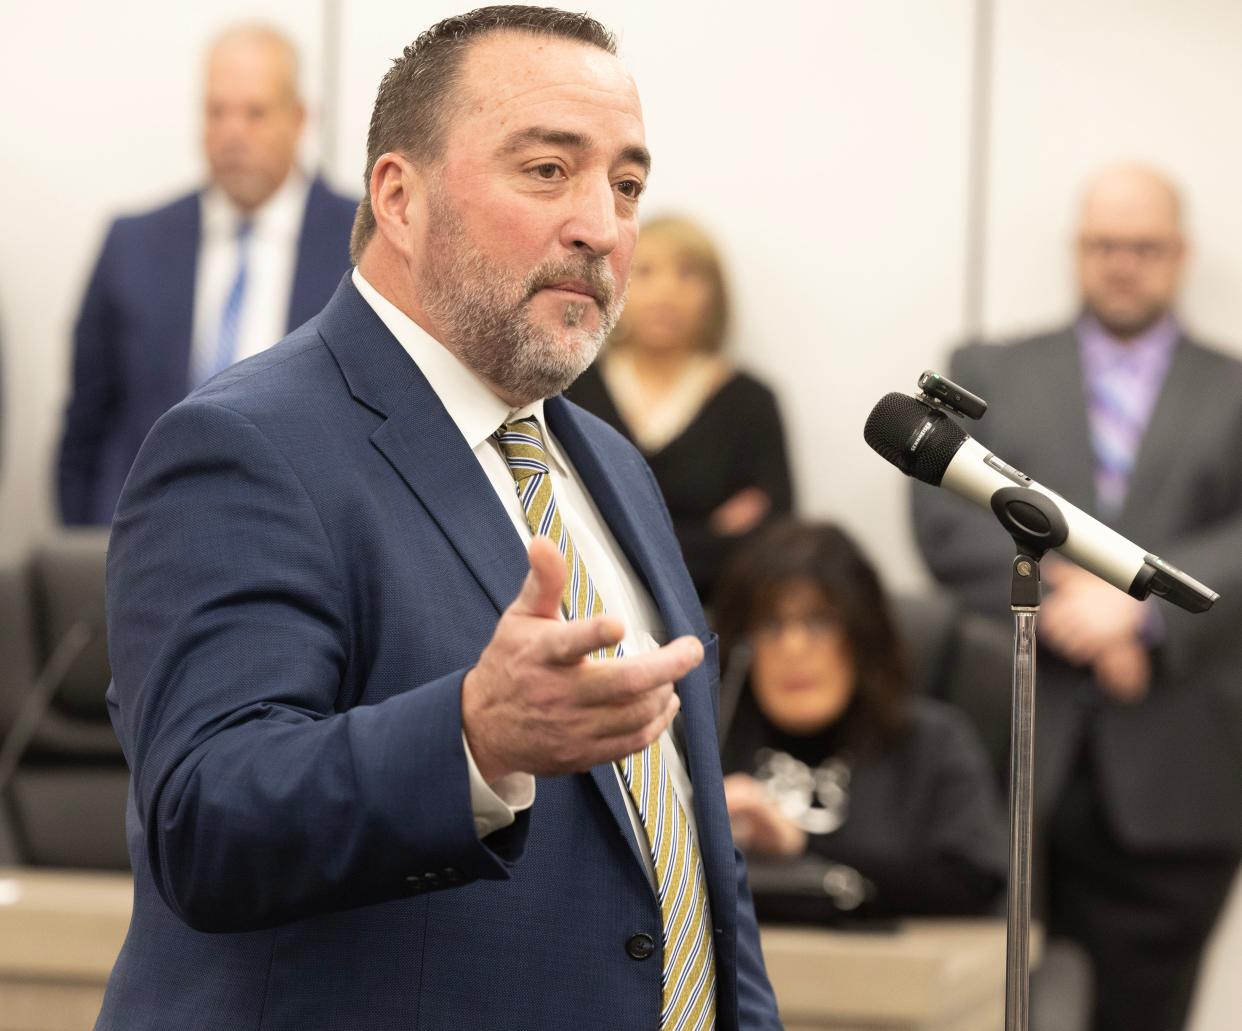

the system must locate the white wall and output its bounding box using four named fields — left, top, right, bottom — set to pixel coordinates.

left=981, top=0, right=1242, bottom=349
left=1, top=2, right=1240, bottom=1024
